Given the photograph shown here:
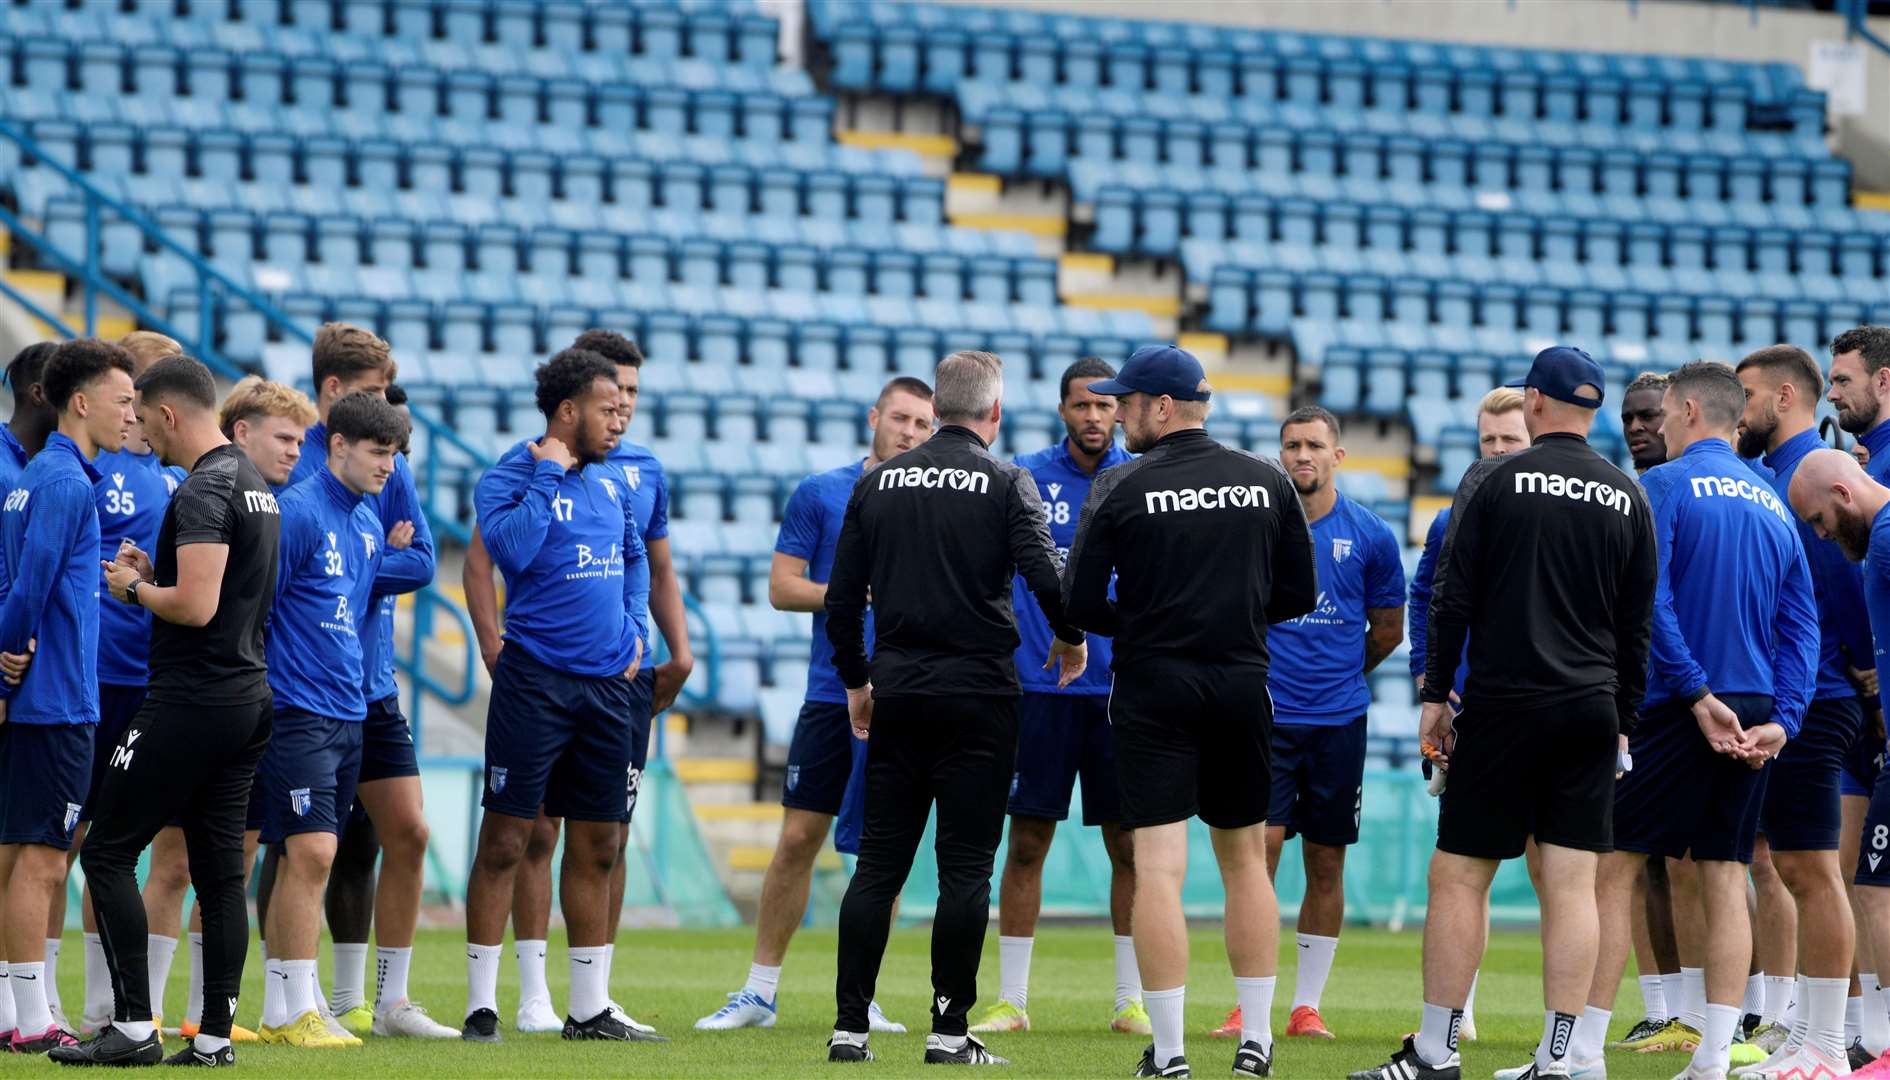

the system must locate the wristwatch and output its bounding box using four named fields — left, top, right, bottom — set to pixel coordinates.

left=124, top=578, right=141, bottom=607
